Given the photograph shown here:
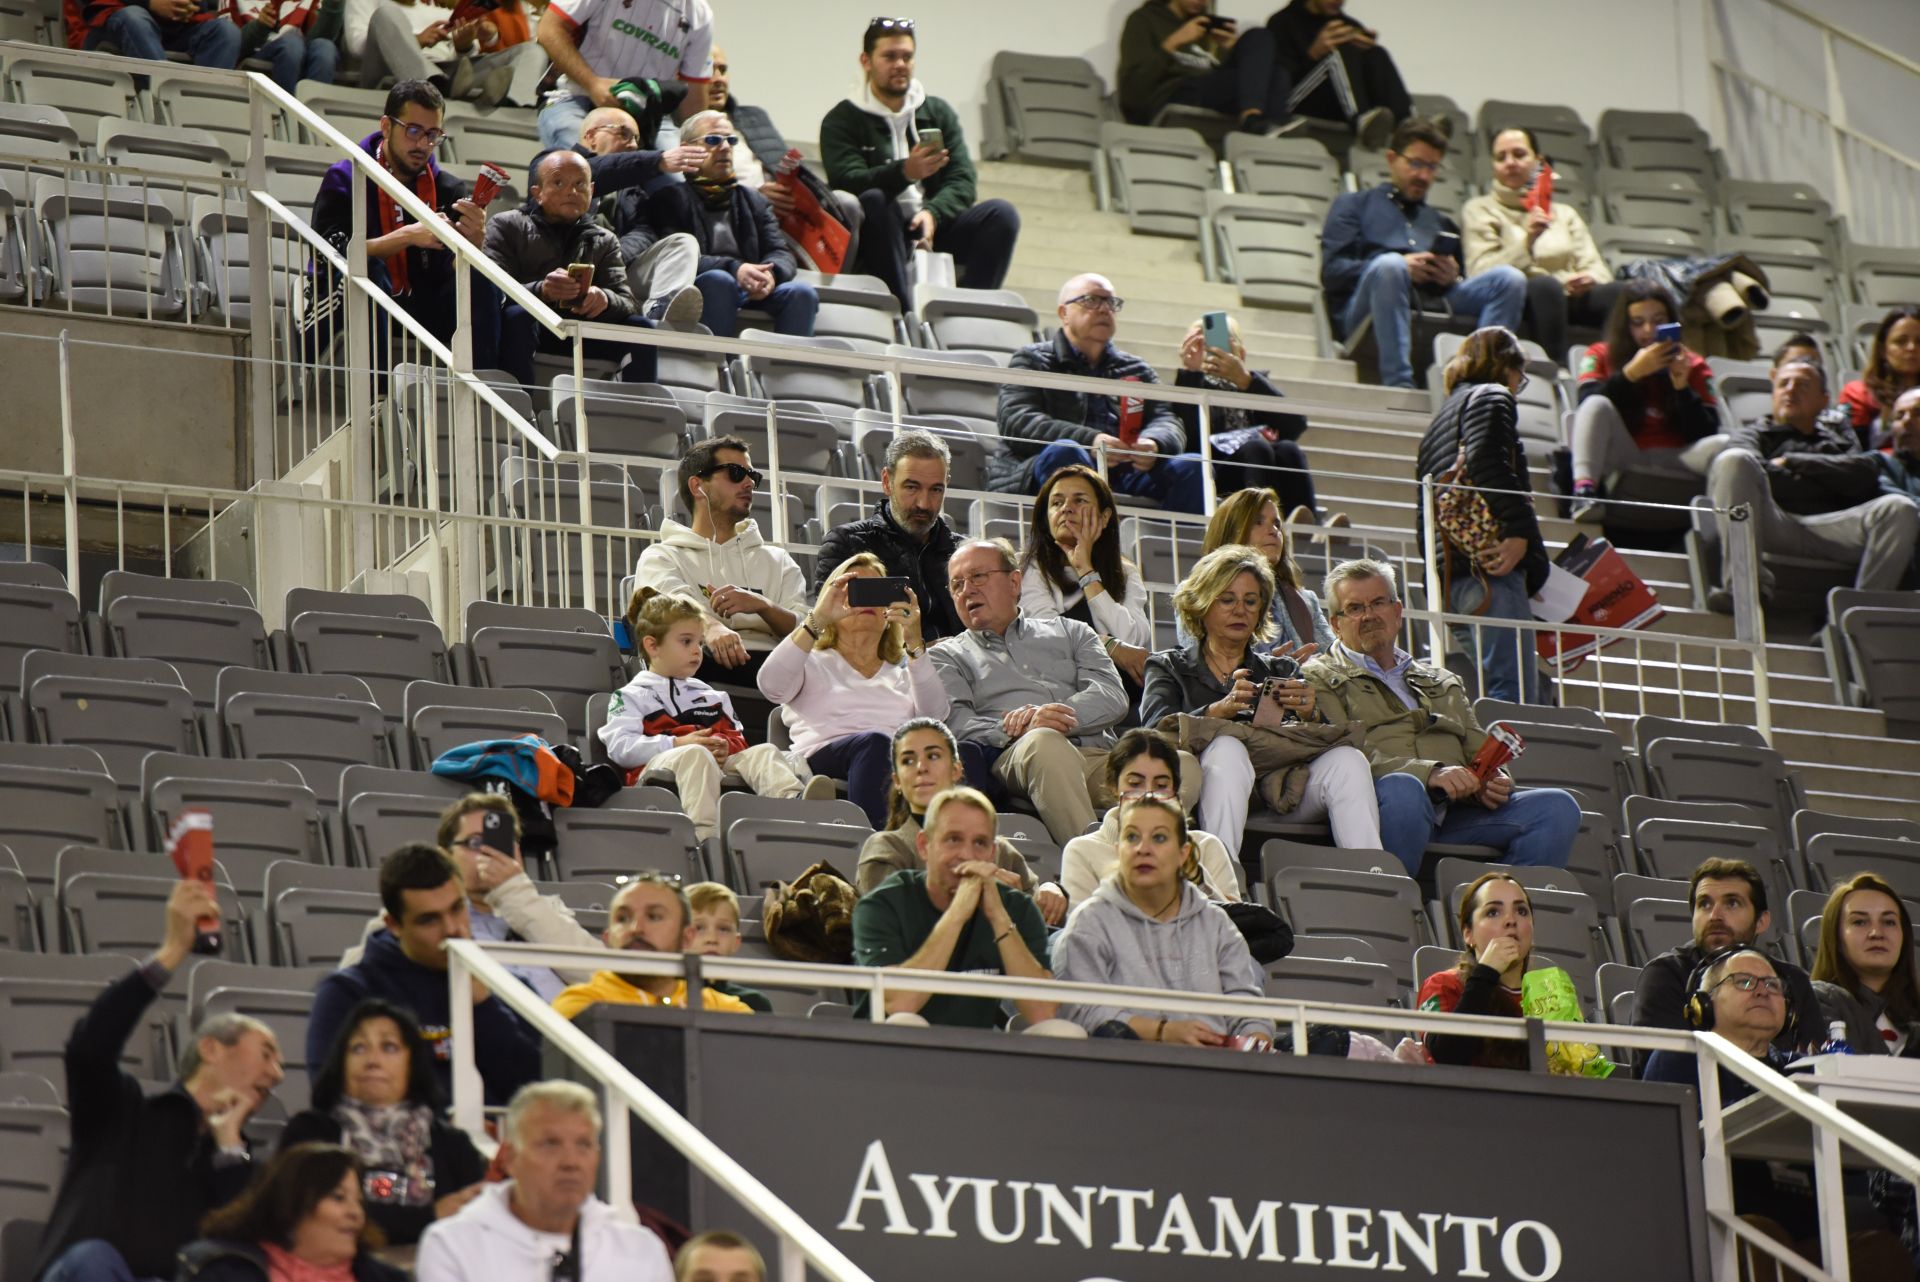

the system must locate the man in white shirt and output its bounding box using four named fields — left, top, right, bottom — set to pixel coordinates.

left=345, top=0, right=547, bottom=108
left=535, top=0, right=714, bottom=152
left=416, top=1080, right=675, bottom=1282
